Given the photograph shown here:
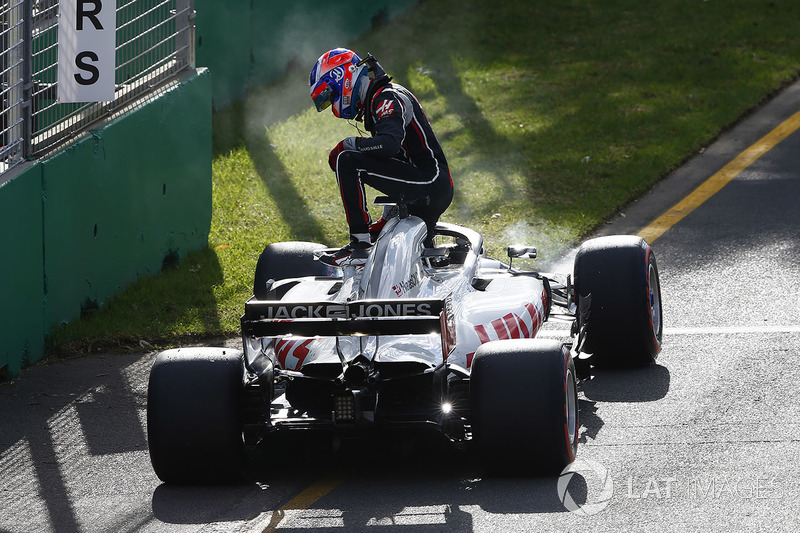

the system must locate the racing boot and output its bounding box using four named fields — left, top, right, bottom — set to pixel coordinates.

left=318, top=237, right=372, bottom=267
